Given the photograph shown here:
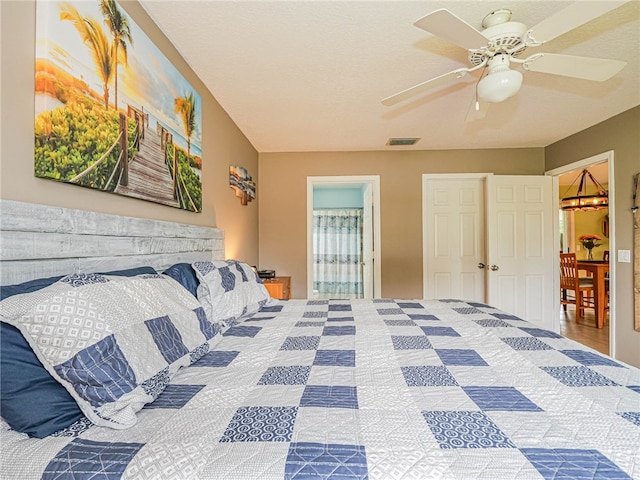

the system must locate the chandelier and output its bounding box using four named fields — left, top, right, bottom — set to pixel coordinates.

left=560, top=168, right=608, bottom=211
